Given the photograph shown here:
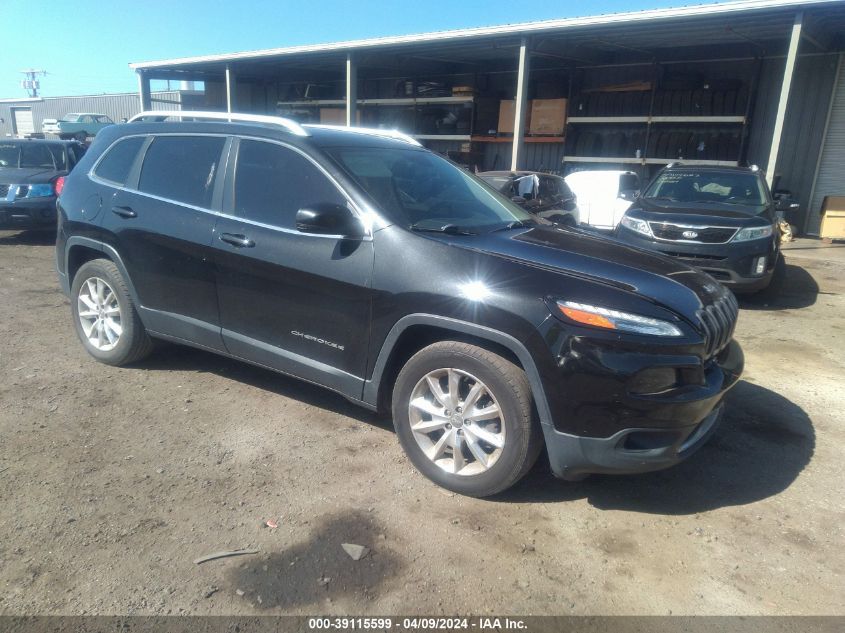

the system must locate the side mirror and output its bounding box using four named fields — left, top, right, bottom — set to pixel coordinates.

left=295, top=203, right=364, bottom=237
